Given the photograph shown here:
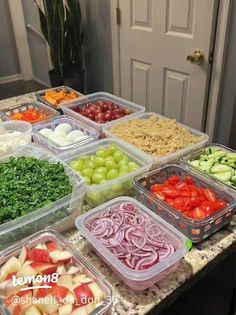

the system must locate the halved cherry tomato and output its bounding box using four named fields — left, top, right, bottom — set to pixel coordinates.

left=166, top=175, right=181, bottom=185
left=204, top=188, right=216, bottom=202
left=189, top=196, right=202, bottom=207
left=185, top=176, right=194, bottom=185
left=200, top=200, right=216, bottom=216
left=173, top=197, right=190, bottom=211
left=213, top=199, right=227, bottom=210
left=175, top=182, right=187, bottom=190
left=180, top=191, right=192, bottom=197
left=153, top=191, right=165, bottom=200
left=162, top=186, right=180, bottom=198
left=192, top=207, right=206, bottom=220
left=165, top=198, right=174, bottom=206
left=151, top=184, right=165, bottom=193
